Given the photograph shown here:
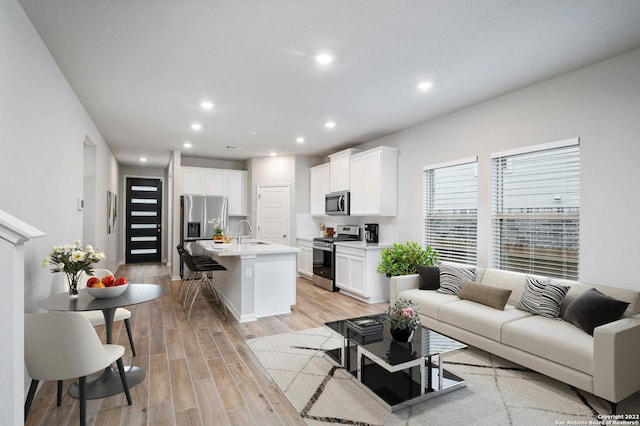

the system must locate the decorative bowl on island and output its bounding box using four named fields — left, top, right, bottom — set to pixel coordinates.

left=86, top=283, right=129, bottom=299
